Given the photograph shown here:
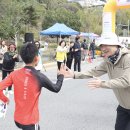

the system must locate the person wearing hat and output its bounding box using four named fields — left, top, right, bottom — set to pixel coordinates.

left=60, top=33, right=130, bottom=130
